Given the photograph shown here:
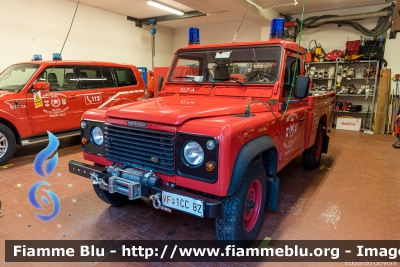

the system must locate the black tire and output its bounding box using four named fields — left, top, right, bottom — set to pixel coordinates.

left=302, top=124, right=324, bottom=169
left=93, top=184, right=129, bottom=207
left=215, top=159, right=267, bottom=247
left=0, top=123, right=16, bottom=166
